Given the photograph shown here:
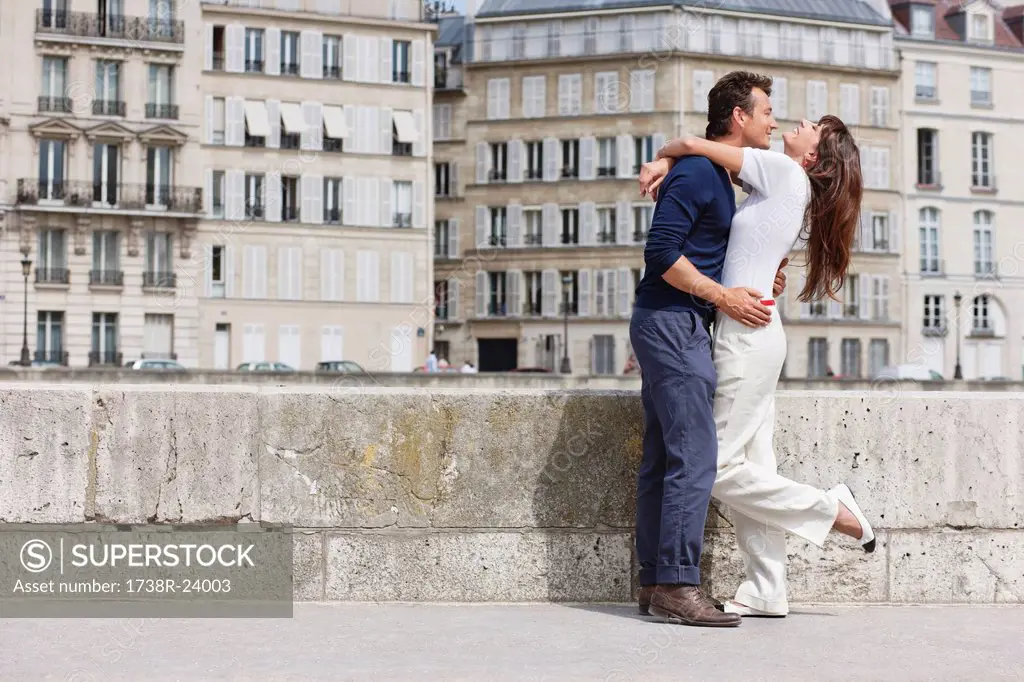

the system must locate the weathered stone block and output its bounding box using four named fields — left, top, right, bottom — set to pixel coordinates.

left=292, top=531, right=324, bottom=601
